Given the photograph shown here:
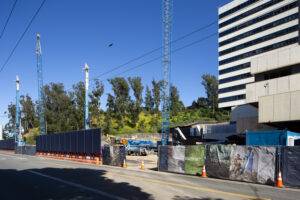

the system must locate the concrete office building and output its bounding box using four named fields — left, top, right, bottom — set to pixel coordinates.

left=218, top=0, right=300, bottom=132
